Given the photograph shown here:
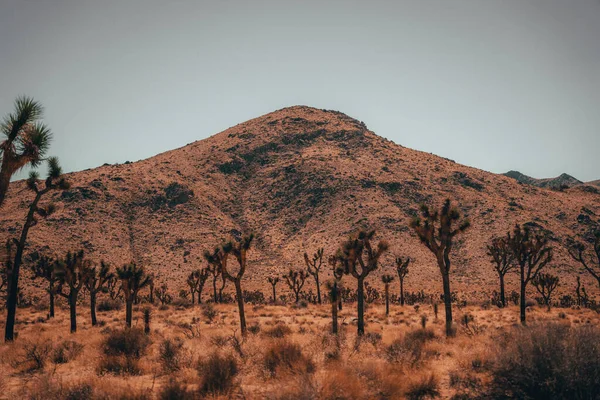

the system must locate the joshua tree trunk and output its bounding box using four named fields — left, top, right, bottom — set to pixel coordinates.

left=520, top=268, right=526, bottom=325
left=69, top=293, right=77, bottom=333
left=441, top=271, right=453, bottom=336
left=499, top=274, right=506, bottom=307
left=90, top=292, right=97, bottom=326
left=190, top=291, right=195, bottom=305
left=357, top=277, right=365, bottom=336
left=126, top=298, right=133, bottom=328
left=234, top=281, right=246, bottom=335
left=315, top=274, right=321, bottom=304
left=271, top=284, right=276, bottom=303
left=49, top=283, right=55, bottom=318
left=338, top=296, right=342, bottom=311
left=399, top=278, right=405, bottom=306
left=385, top=284, right=390, bottom=316
left=212, top=276, right=218, bottom=303
left=332, top=283, right=338, bottom=335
